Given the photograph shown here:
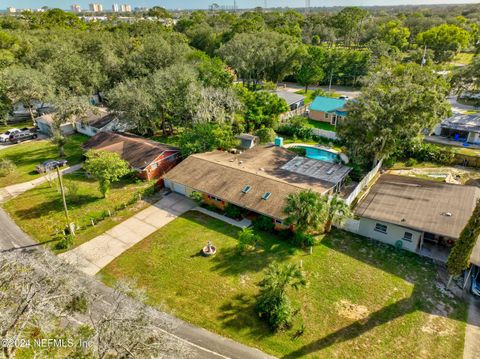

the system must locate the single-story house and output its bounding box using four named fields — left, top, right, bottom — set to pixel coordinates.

left=433, top=113, right=480, bottom=145
left=164, top=144, right=351, bottom=229
left=82, top=132, right=180, bottom=181
left=309, top=96, right=348, bottom=125
left=36, top=114, right=75, bottom=136
left=355, top=174, right=480, bottom=262
left=273, top=91, right=305, bottom=111
left=75, top=108, right=129, bottom=137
